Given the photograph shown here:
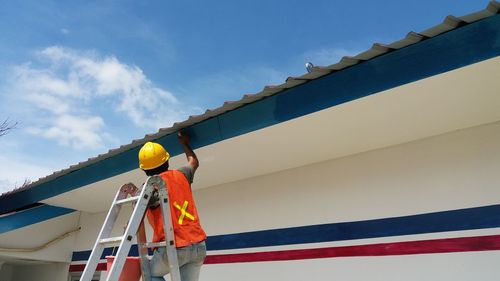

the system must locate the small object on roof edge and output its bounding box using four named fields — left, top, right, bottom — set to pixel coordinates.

left=306, top=62, right=314, bottom=73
